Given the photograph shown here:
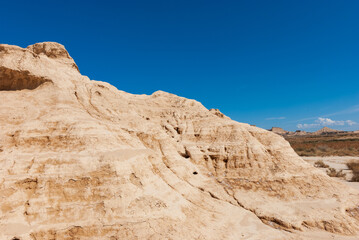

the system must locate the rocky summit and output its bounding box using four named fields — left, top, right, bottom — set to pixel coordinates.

left=0, top=42, right=358, bottom=240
